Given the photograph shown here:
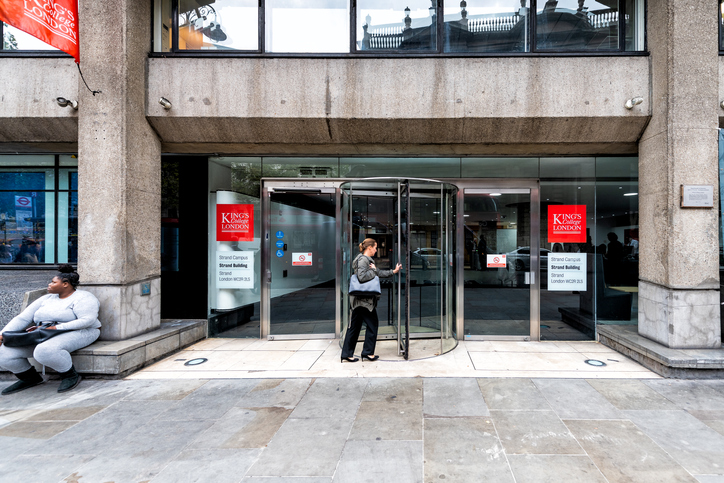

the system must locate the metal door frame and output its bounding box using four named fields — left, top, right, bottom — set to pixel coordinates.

left=454, top=179, right=541, bottom=342
left=261, top=179, right=343, bottom=340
